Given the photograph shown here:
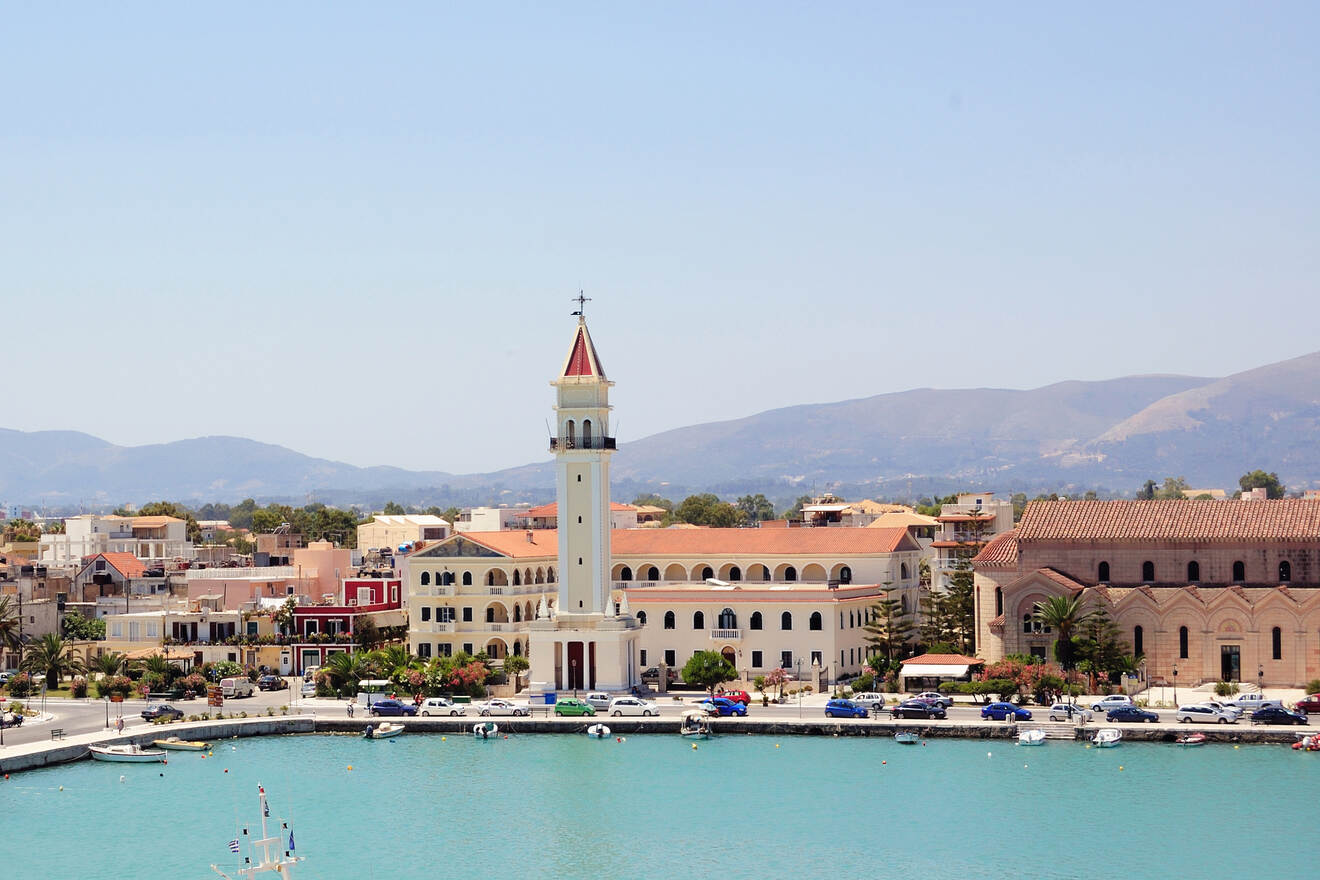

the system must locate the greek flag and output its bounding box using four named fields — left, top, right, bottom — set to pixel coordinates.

left=263, top=802, right=270, bottom=817
left=227, top=839, right=240, bottom=853
left=288, top=831, right=296, bottom=852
